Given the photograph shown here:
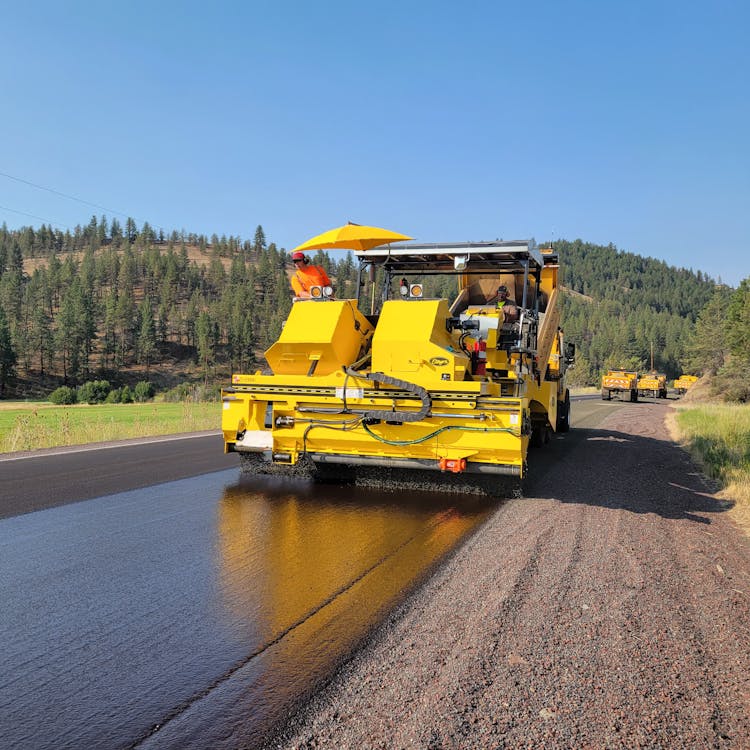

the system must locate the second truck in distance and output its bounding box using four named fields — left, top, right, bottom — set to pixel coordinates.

left=637, top=372, right=668, bottom=399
